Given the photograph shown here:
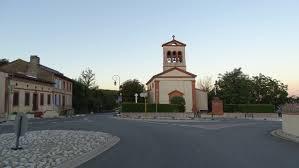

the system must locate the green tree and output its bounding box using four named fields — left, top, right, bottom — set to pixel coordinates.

left=72, top=80, right=89, bottom=113
left=72, top=68, right=118, bottom=114
left=216, top=68, right=253, bottom=104
left=120, top=79, right=144, bottom=102
left=215, top=68, right=288, bottom=108
left=170, top=96, right=186, bottom=112
left=251, top=74, right=288, bottom=107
